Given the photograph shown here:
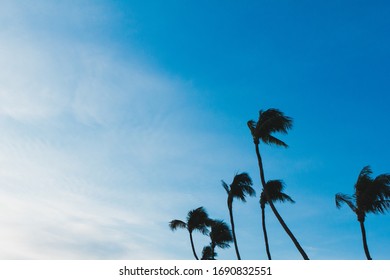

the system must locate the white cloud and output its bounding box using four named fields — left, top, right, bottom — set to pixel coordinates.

left=0, top=1, right=204, bottom=259
left=0, top=0, right=260, bottom=260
